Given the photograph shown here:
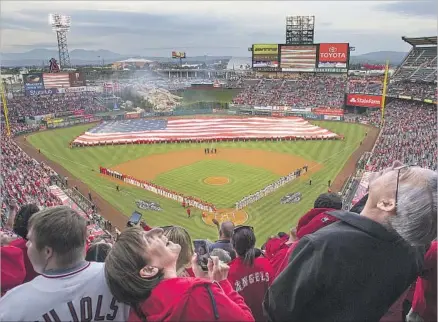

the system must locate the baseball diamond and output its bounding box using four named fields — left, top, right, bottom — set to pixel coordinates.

left=24, top=119, right=378, bottom=243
